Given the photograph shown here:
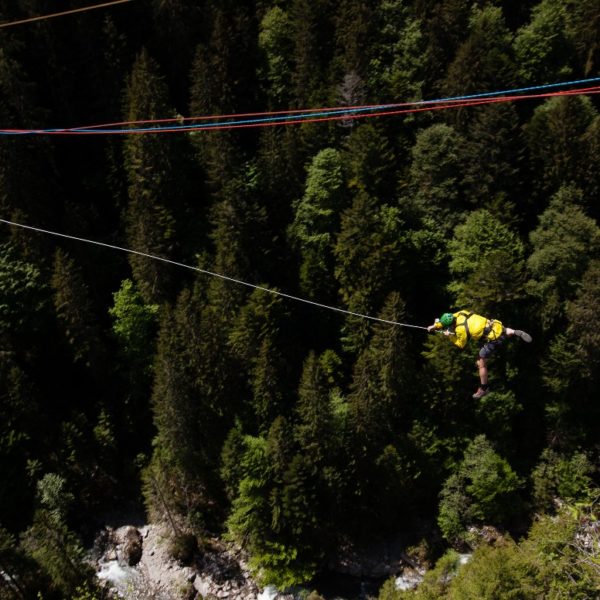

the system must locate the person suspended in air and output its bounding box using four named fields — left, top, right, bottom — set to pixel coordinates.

left=427, top=311, right=532, bottom=399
